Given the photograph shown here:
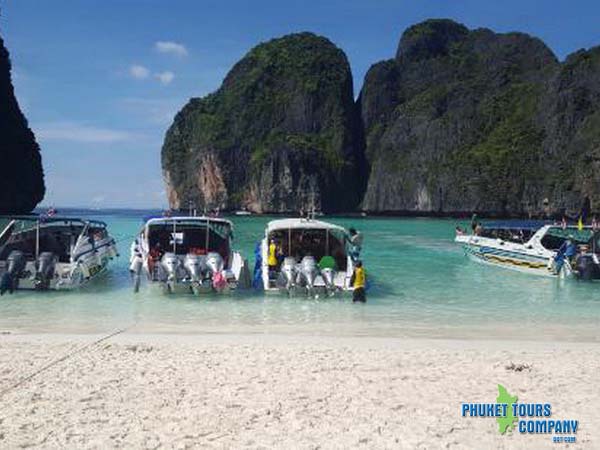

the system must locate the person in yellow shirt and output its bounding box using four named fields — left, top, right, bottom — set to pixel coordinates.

left=268, top=239, right=279, bottom=275
left=351, top=260, right=366, bottom=303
